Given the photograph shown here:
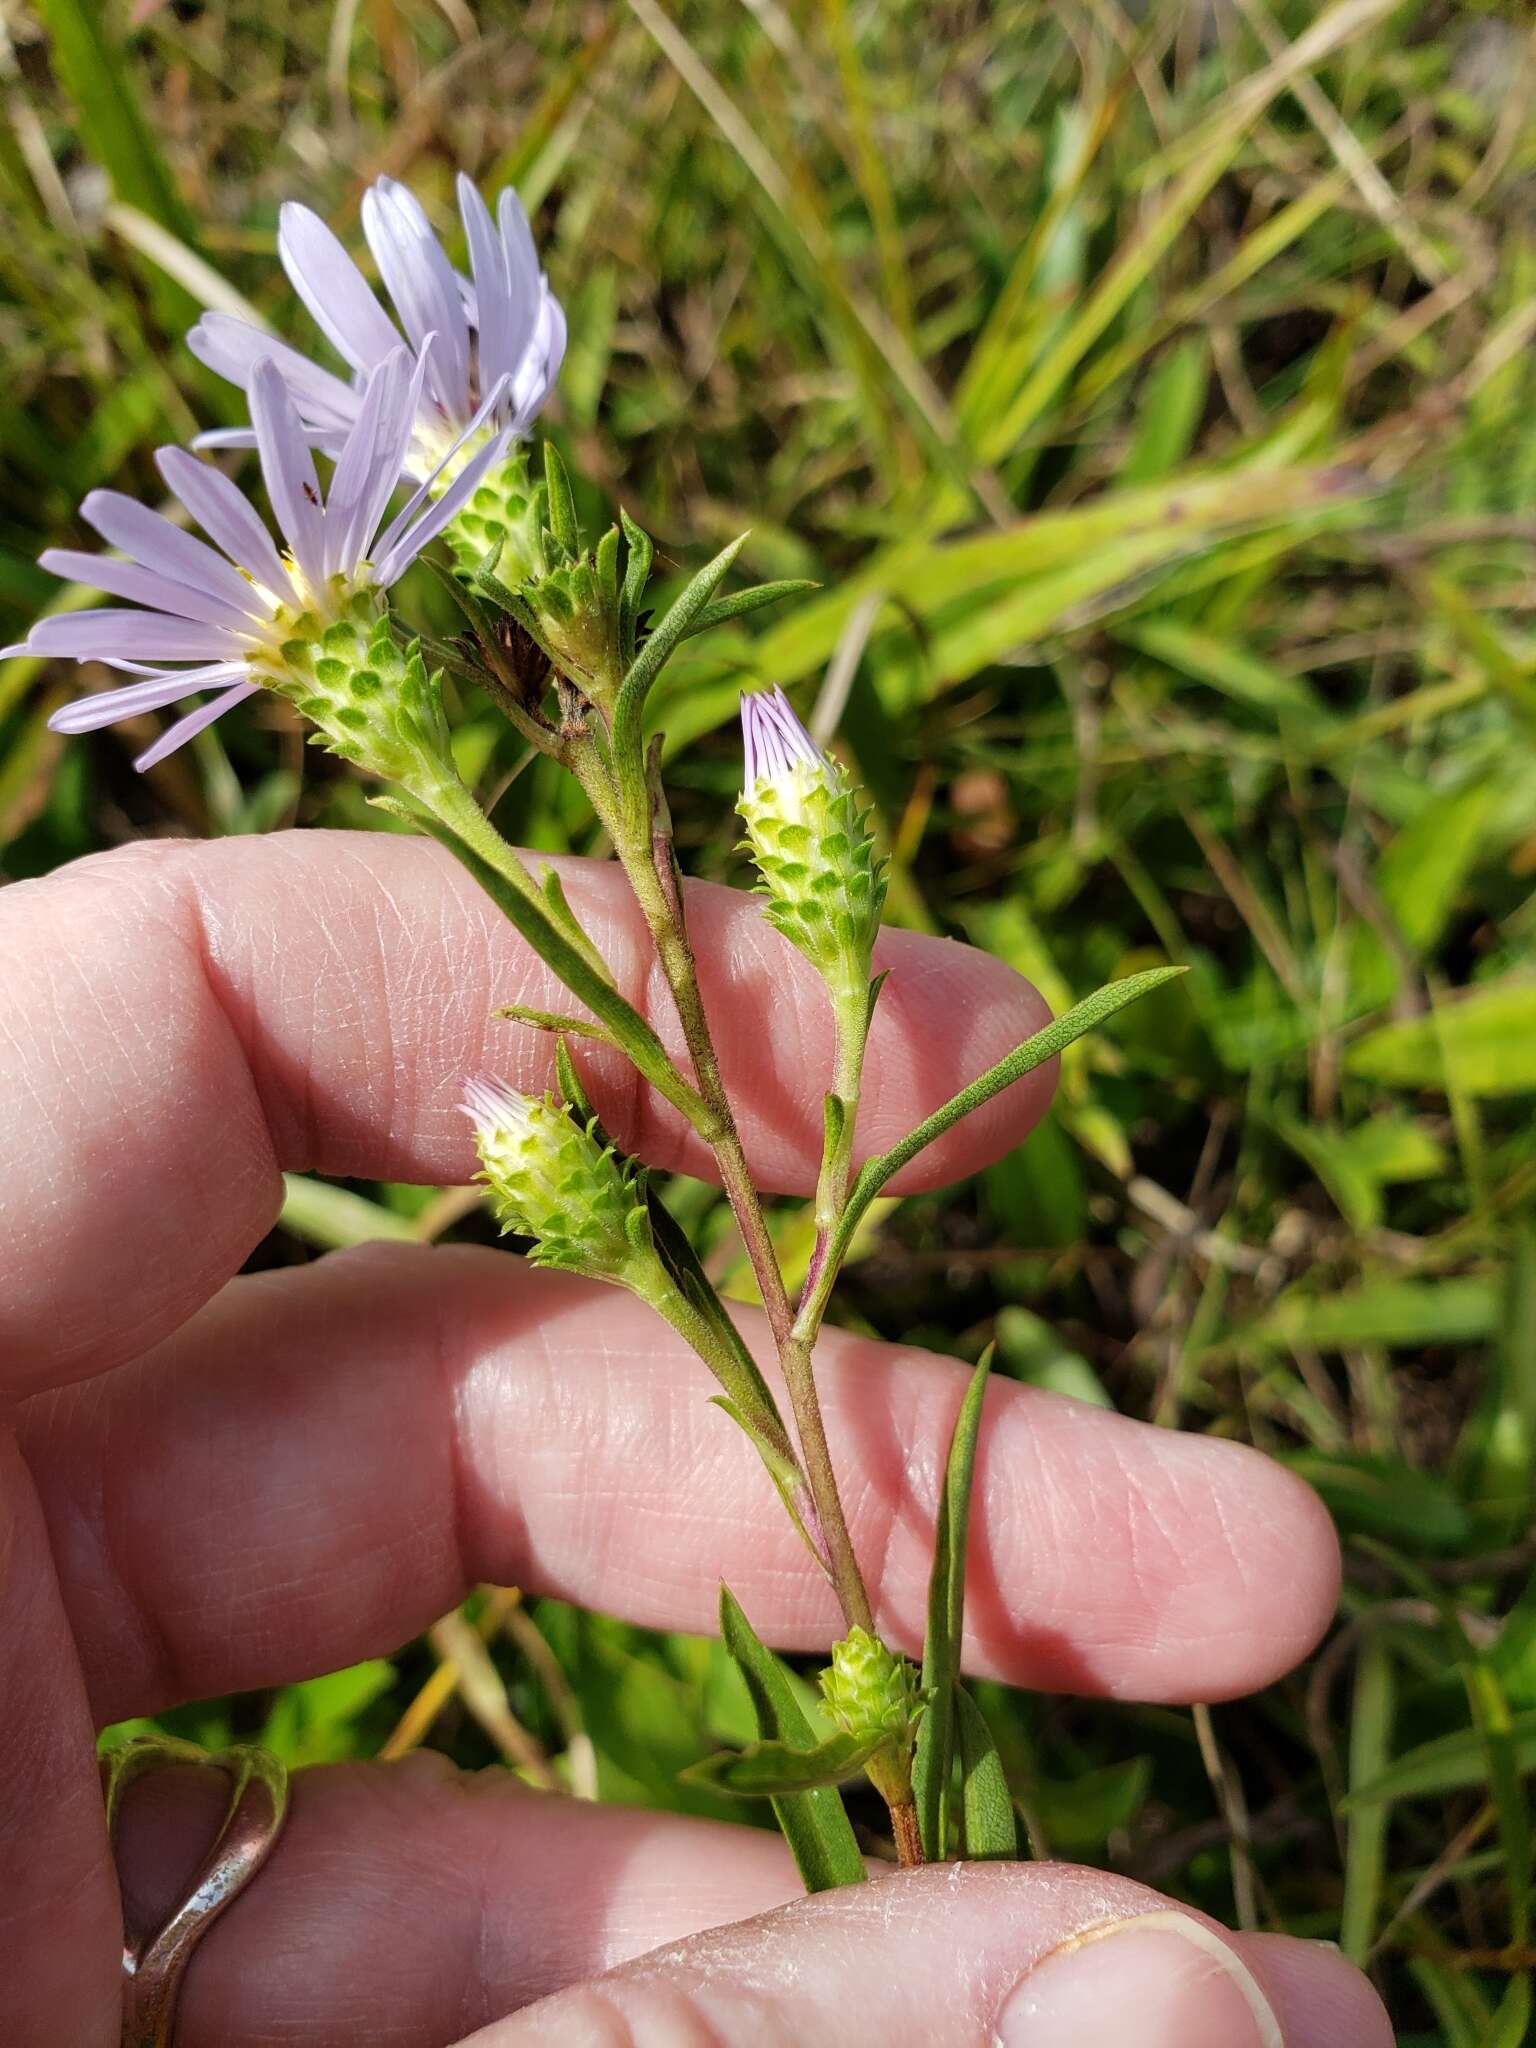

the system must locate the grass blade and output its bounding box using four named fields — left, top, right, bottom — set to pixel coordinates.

left=1341, top=1628, right=1394, bottom=1964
